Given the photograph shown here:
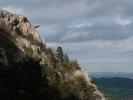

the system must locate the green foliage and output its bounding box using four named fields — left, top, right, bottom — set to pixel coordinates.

left=56, top=47, right=64, bottom=62
left=45, top=48, right=58, bottom=65
left=23, top=46, right=34, bottom=57
left=45, top=47, right=81, bottom=75
left=70, top=60, right=81, bottom=70
left=42, top=74, right=97, bottom=100
left=42, top=47, right=98, bottom=100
